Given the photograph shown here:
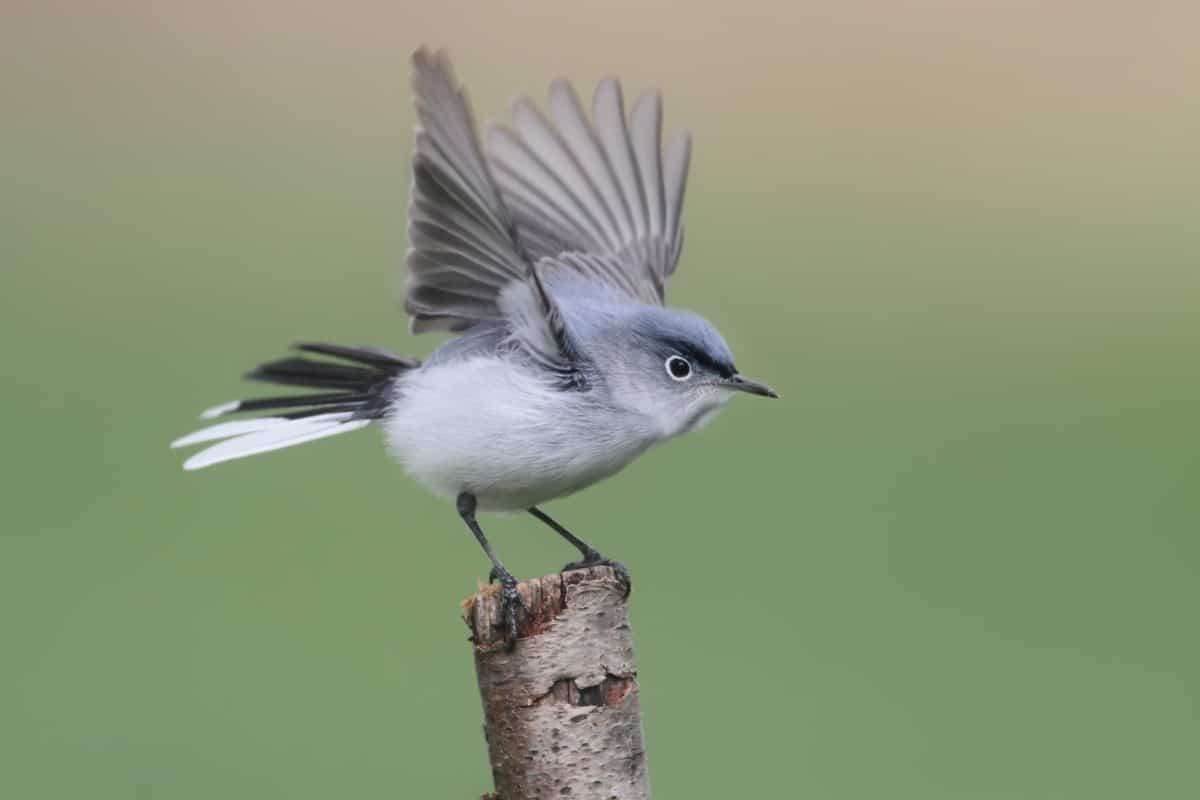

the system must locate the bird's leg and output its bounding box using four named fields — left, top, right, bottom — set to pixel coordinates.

left=457, top=492, right=525, bottom=649
left=528, top=506, right=631, bottom=598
